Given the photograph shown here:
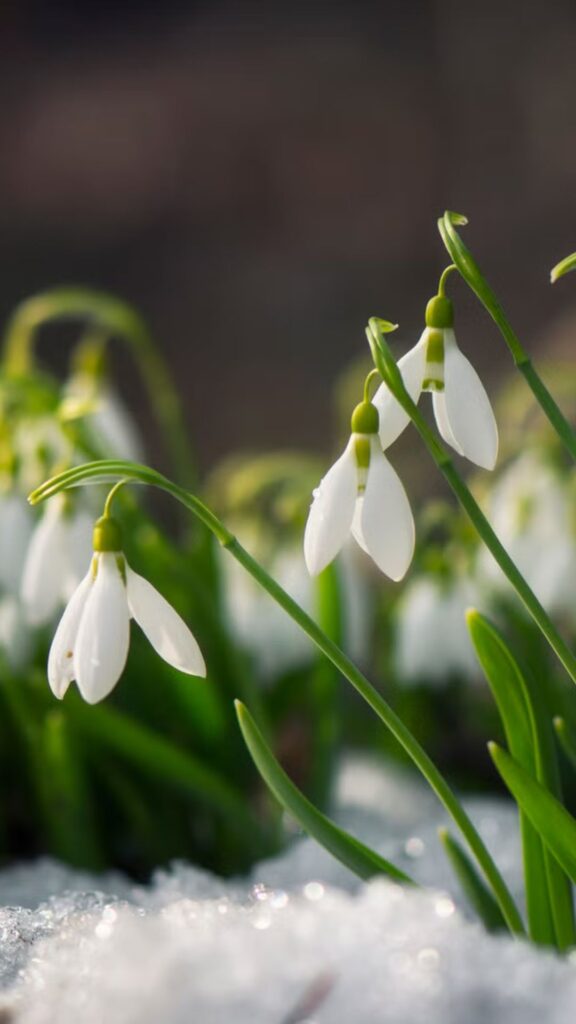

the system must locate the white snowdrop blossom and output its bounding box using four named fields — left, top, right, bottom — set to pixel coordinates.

left=477, top=452, right=576, bottom=616
left=61, top=374, right=144, bottom=461
left=48, top=514, right=206, bottom=704
left=373, top=294, right=498, bottom=470
left=0, top=492, right=34, bottom=594
left=394, top=576, right=480, bottom=687
left=304, top=401, right=415, bottom=580
left=21, top=495, right=94, bottom=626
